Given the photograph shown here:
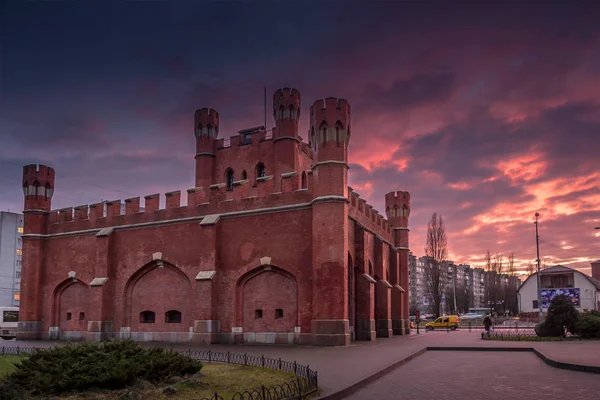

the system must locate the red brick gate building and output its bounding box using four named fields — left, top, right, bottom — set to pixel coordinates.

left=17, top=88, right=411, bottom=346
